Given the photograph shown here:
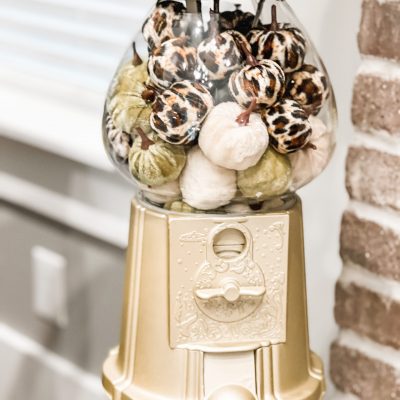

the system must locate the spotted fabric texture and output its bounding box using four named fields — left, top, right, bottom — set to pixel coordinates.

left=256, top=26, right=306, bottom=73
left=219, top=8, right=258, bottom=34
left=142, top=1, right=186, bottom=51
left=105, top=114, right=132, bottom=162
left=148, top=37, right=197, bottom=89
left=198, top=30, right=250, bottom=81
left=229, top=59, right=285, bottom=108
left=286, top=64, right=330, bottom=116
left=150, top=81, right=213, bottom=145
left=262, top=99, right=312, bottom=154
